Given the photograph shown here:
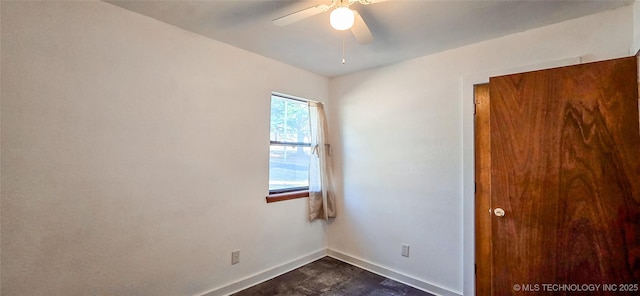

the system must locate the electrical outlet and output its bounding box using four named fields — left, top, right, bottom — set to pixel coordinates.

left=401, top=244, right=410, bottom=257
left=231, top=250, right=240, bottom=265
